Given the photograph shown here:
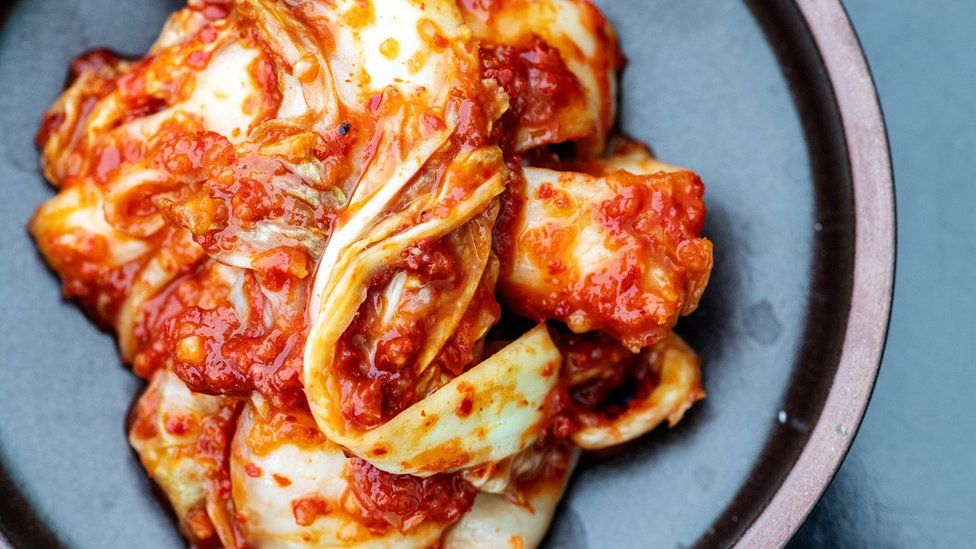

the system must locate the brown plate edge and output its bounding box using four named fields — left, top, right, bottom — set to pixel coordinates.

left=736, top=0, right=896, bottom=546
